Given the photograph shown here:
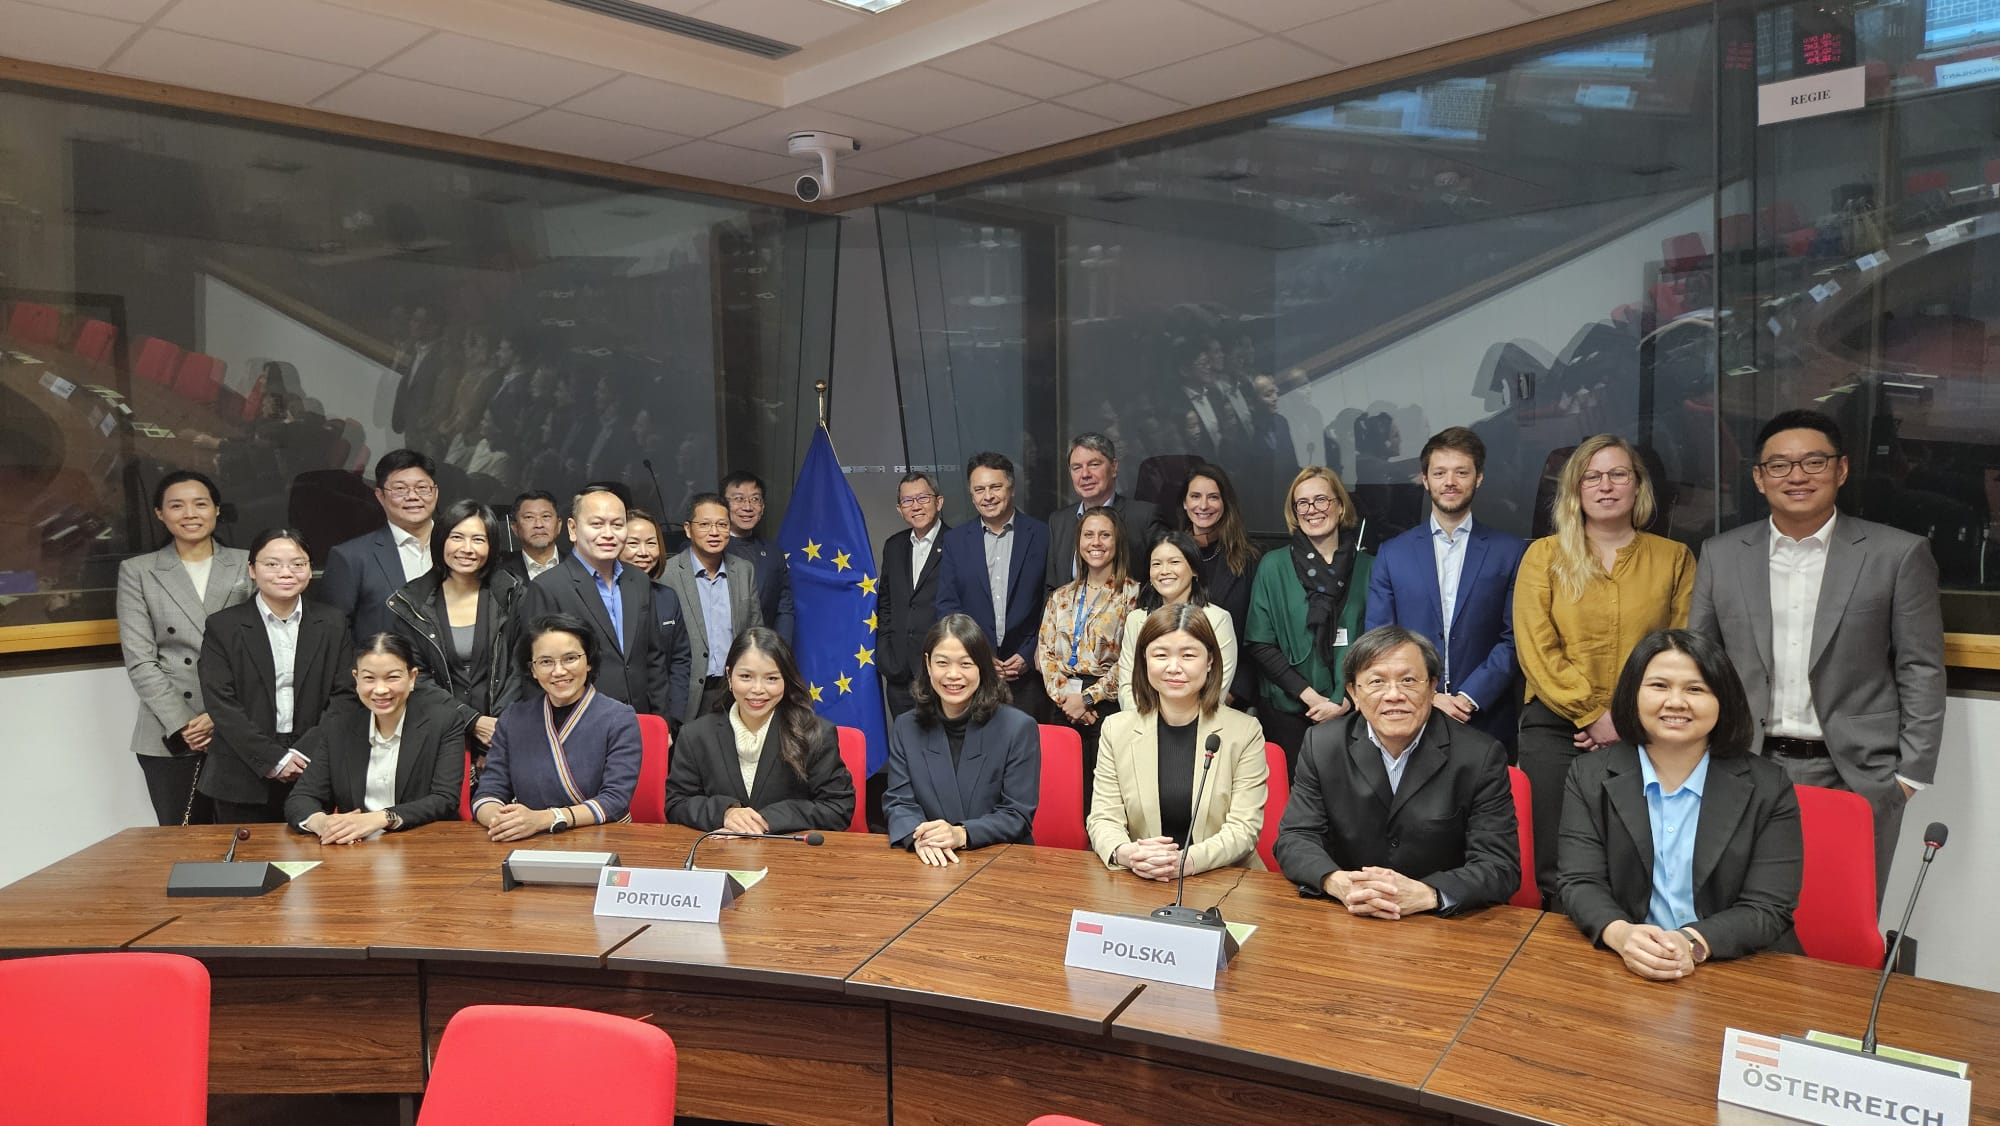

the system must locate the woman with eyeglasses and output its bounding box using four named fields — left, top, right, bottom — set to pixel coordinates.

left=1245, top=466, right=1375, bottom=779
left=1516, top=435, right=1694, bottom=907
left=197, top=529, right=354, bottom=823
left=471, top=613, right=642, bottom=840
